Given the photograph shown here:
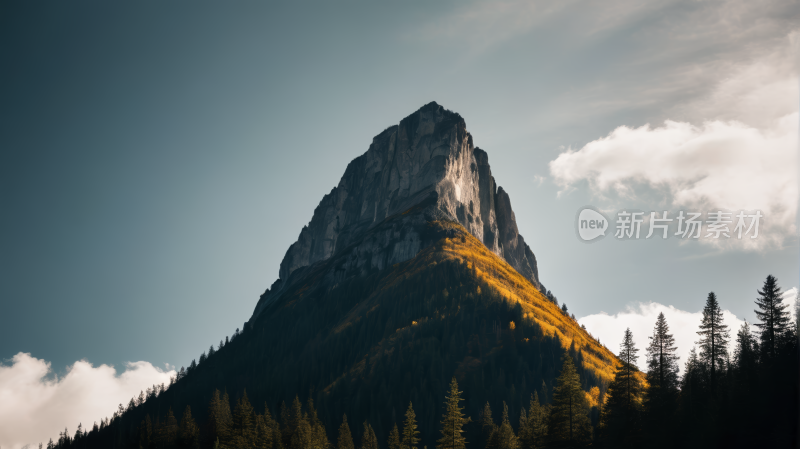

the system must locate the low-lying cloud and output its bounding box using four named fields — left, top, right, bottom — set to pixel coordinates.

left=579, top=287, right=797, bottom=374
left=0, top=353, right=175, bottom=449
